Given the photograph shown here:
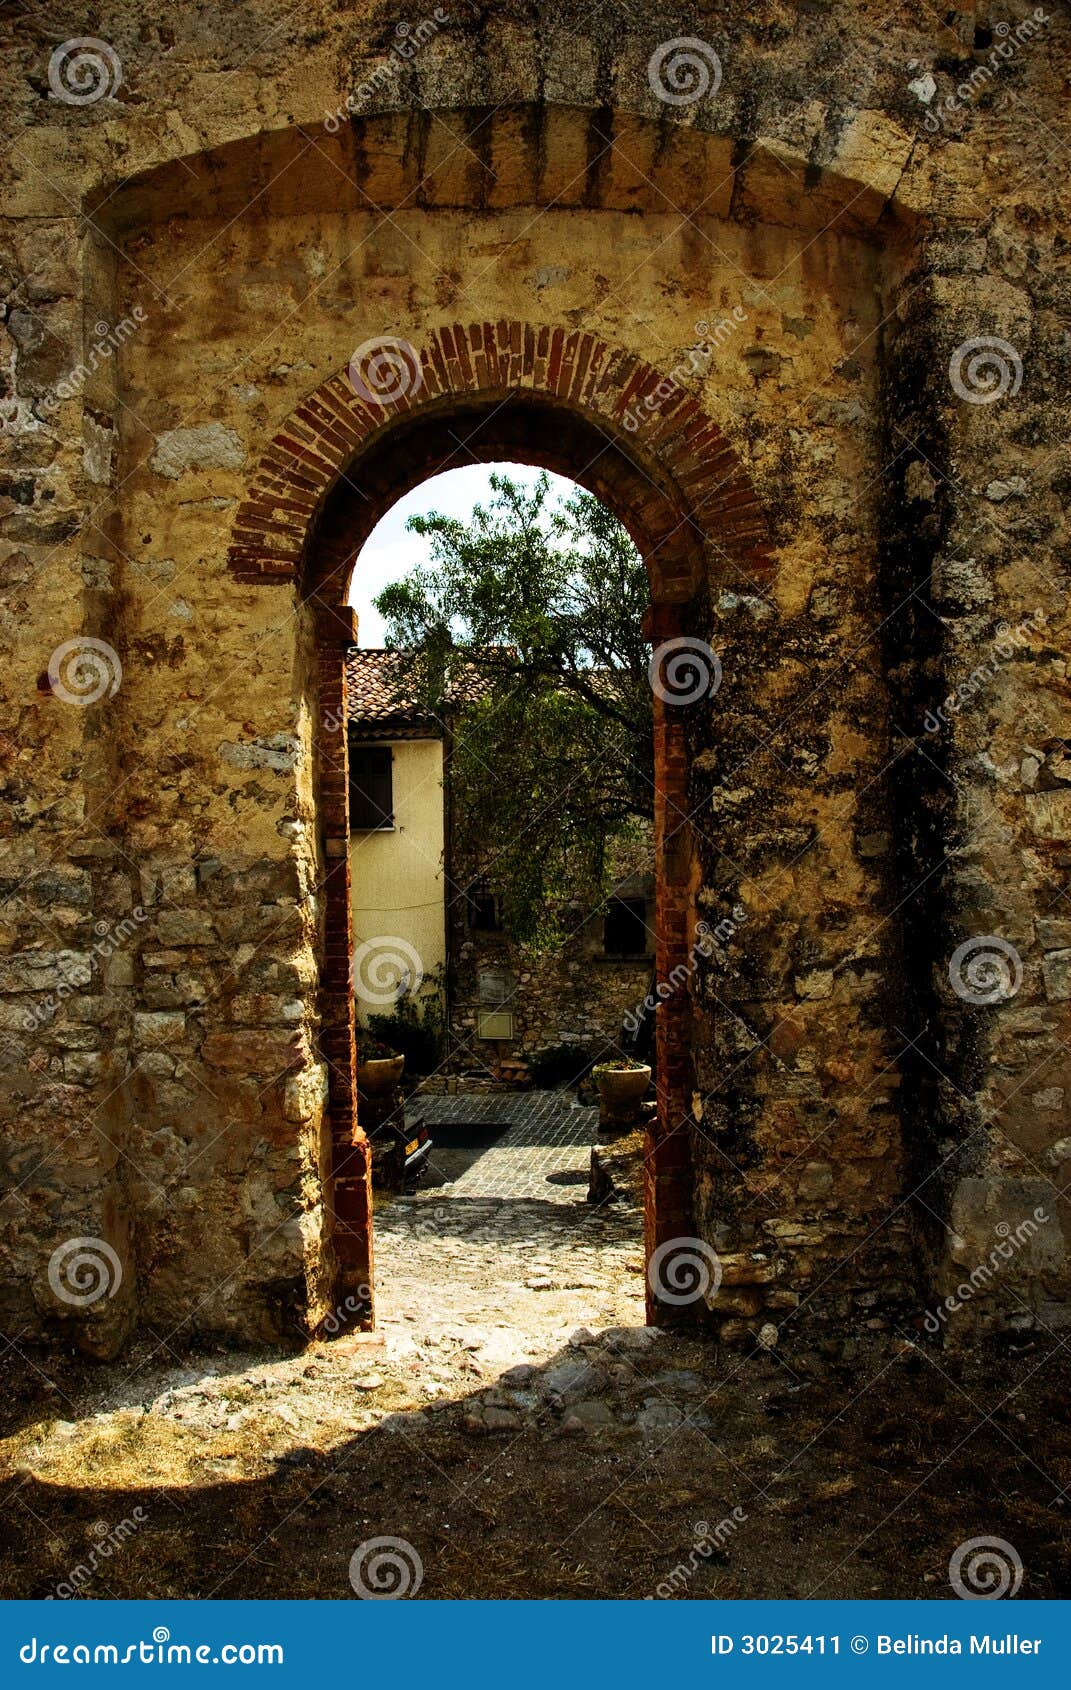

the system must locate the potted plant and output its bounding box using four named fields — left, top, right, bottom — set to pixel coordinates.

left=356, top=1034, right=405, bottom=1096
left=591, top=1057, right=652, bottom=1105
